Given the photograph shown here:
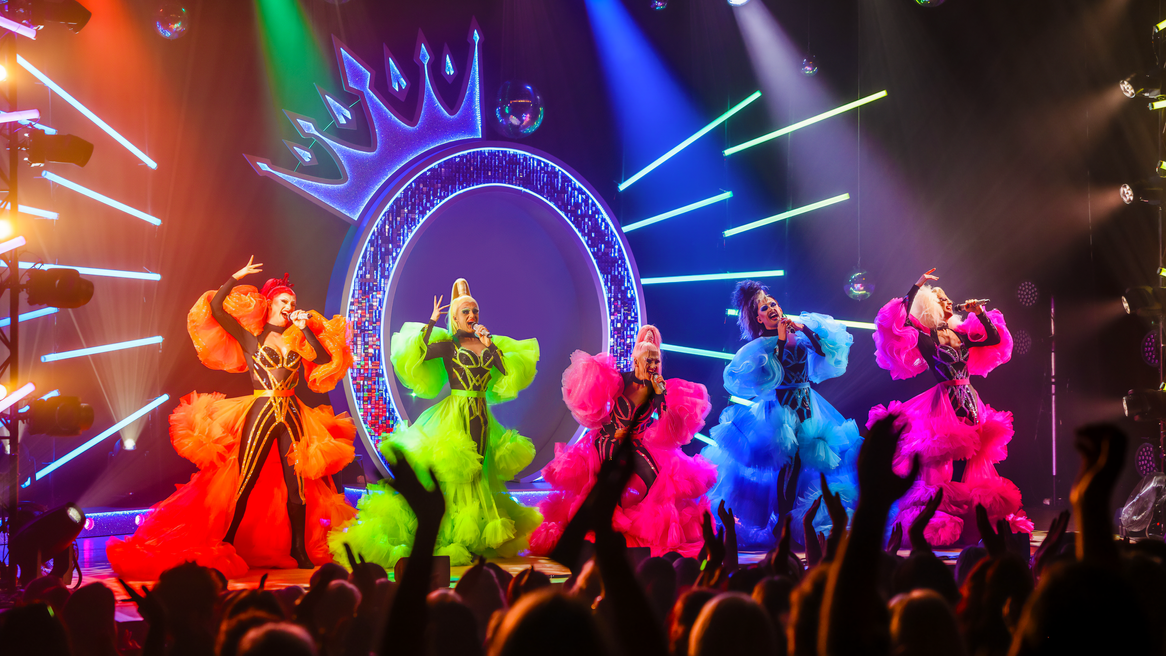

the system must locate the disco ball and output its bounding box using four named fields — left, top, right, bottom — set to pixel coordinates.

left=1017, top=281, right=1039, bottom=307
left=494, top=81, right=544, bottom=139
left=1138, top=442, right=1161, bottom=476
left=651, top=0, right=668, bottom=9
left=844, top=271, right=874, bottom=301
left=1144, top=331, right=1160, bottom=367
left=155, top=2, right=189, bottom=40
left=1015, top=329, right=1032, bottom=356
left=914, top=0, right=945, bottom=5
left=801, top=55, right=819, bottom=76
